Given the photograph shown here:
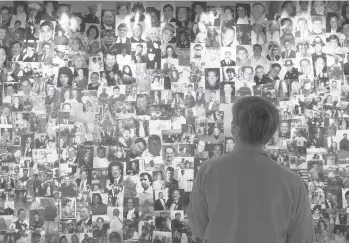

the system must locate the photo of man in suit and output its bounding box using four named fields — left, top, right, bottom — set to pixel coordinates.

left=327, top=13, right=341, bottom=34
left=8, top=41, right=23, bottom=61
left=154, top=191, right=166, bottom=211
left=281, top=39, right=296, bottom=59
left=76, top=206, right=92, bottom=232
left=147, top=28, right=161, bottom=49
left=116, top=23, right=130, bottom=44
left=206, top=90, right=220, bottom=111
left=41, top=1, right=57, bottom=21
left=279, top=121, right=291, bottom=139
left=295, top=17, right=310, bottom=38
left=14, top=209, right=28, bottom=241
left=65, top=145, right=78, bottom=175
left=108, top=184, right=123, bottom=206
left=108, top=161, right=124, bottom=185
left=220, top=50, right=236, bottom=66
left=313, top=56, right=326, bottom=78
left=324, top=191, right=338, bottom=209
left=266, top=43, right=281, bottom=61
left=162, top=4, right=177, bottom=22
left=38, top=42, right=53, bottom=64
left=196, top=86, right=205, bottom=106
left=166, top=189, right=183, bottom=210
